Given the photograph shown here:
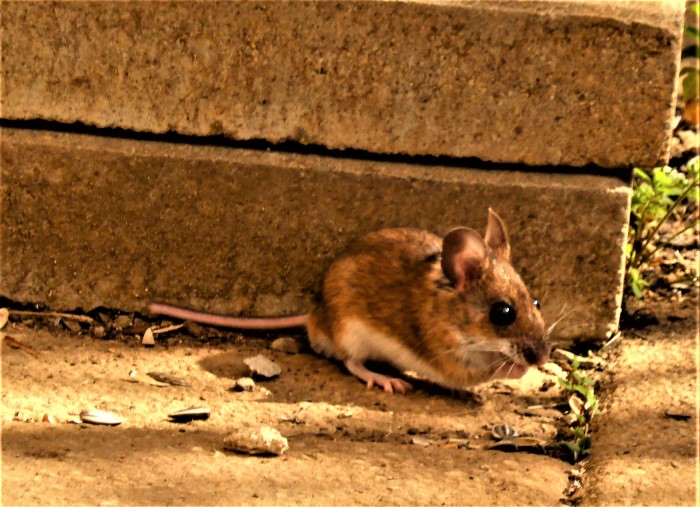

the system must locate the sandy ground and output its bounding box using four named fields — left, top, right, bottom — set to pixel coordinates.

left=1, top=295, right=697, bottom=506
left=584, top=298, right=698, bottom=506
left=2, top=319, right=569, bottom=506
